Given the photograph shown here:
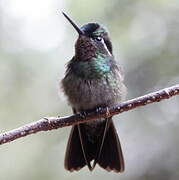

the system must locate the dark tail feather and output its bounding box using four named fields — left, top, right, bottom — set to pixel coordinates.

left=64, top=125, right=86, bottom=171
left=92, top=117, right=111, bottom=169
left=64, top=125, right=93, bottom=171
left=65, top=120, right=124, bottom=172
left=96, top=121, right=125, bottom=172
